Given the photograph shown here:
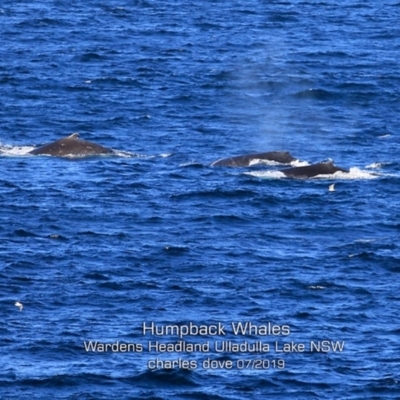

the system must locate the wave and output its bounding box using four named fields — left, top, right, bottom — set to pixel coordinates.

left=292, top=88, right=338, bottom=100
